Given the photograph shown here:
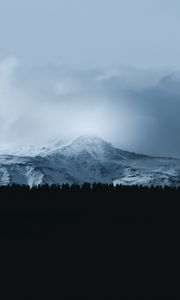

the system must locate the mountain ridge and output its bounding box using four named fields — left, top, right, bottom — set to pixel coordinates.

left=0, top=134, right=179, bottom=187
